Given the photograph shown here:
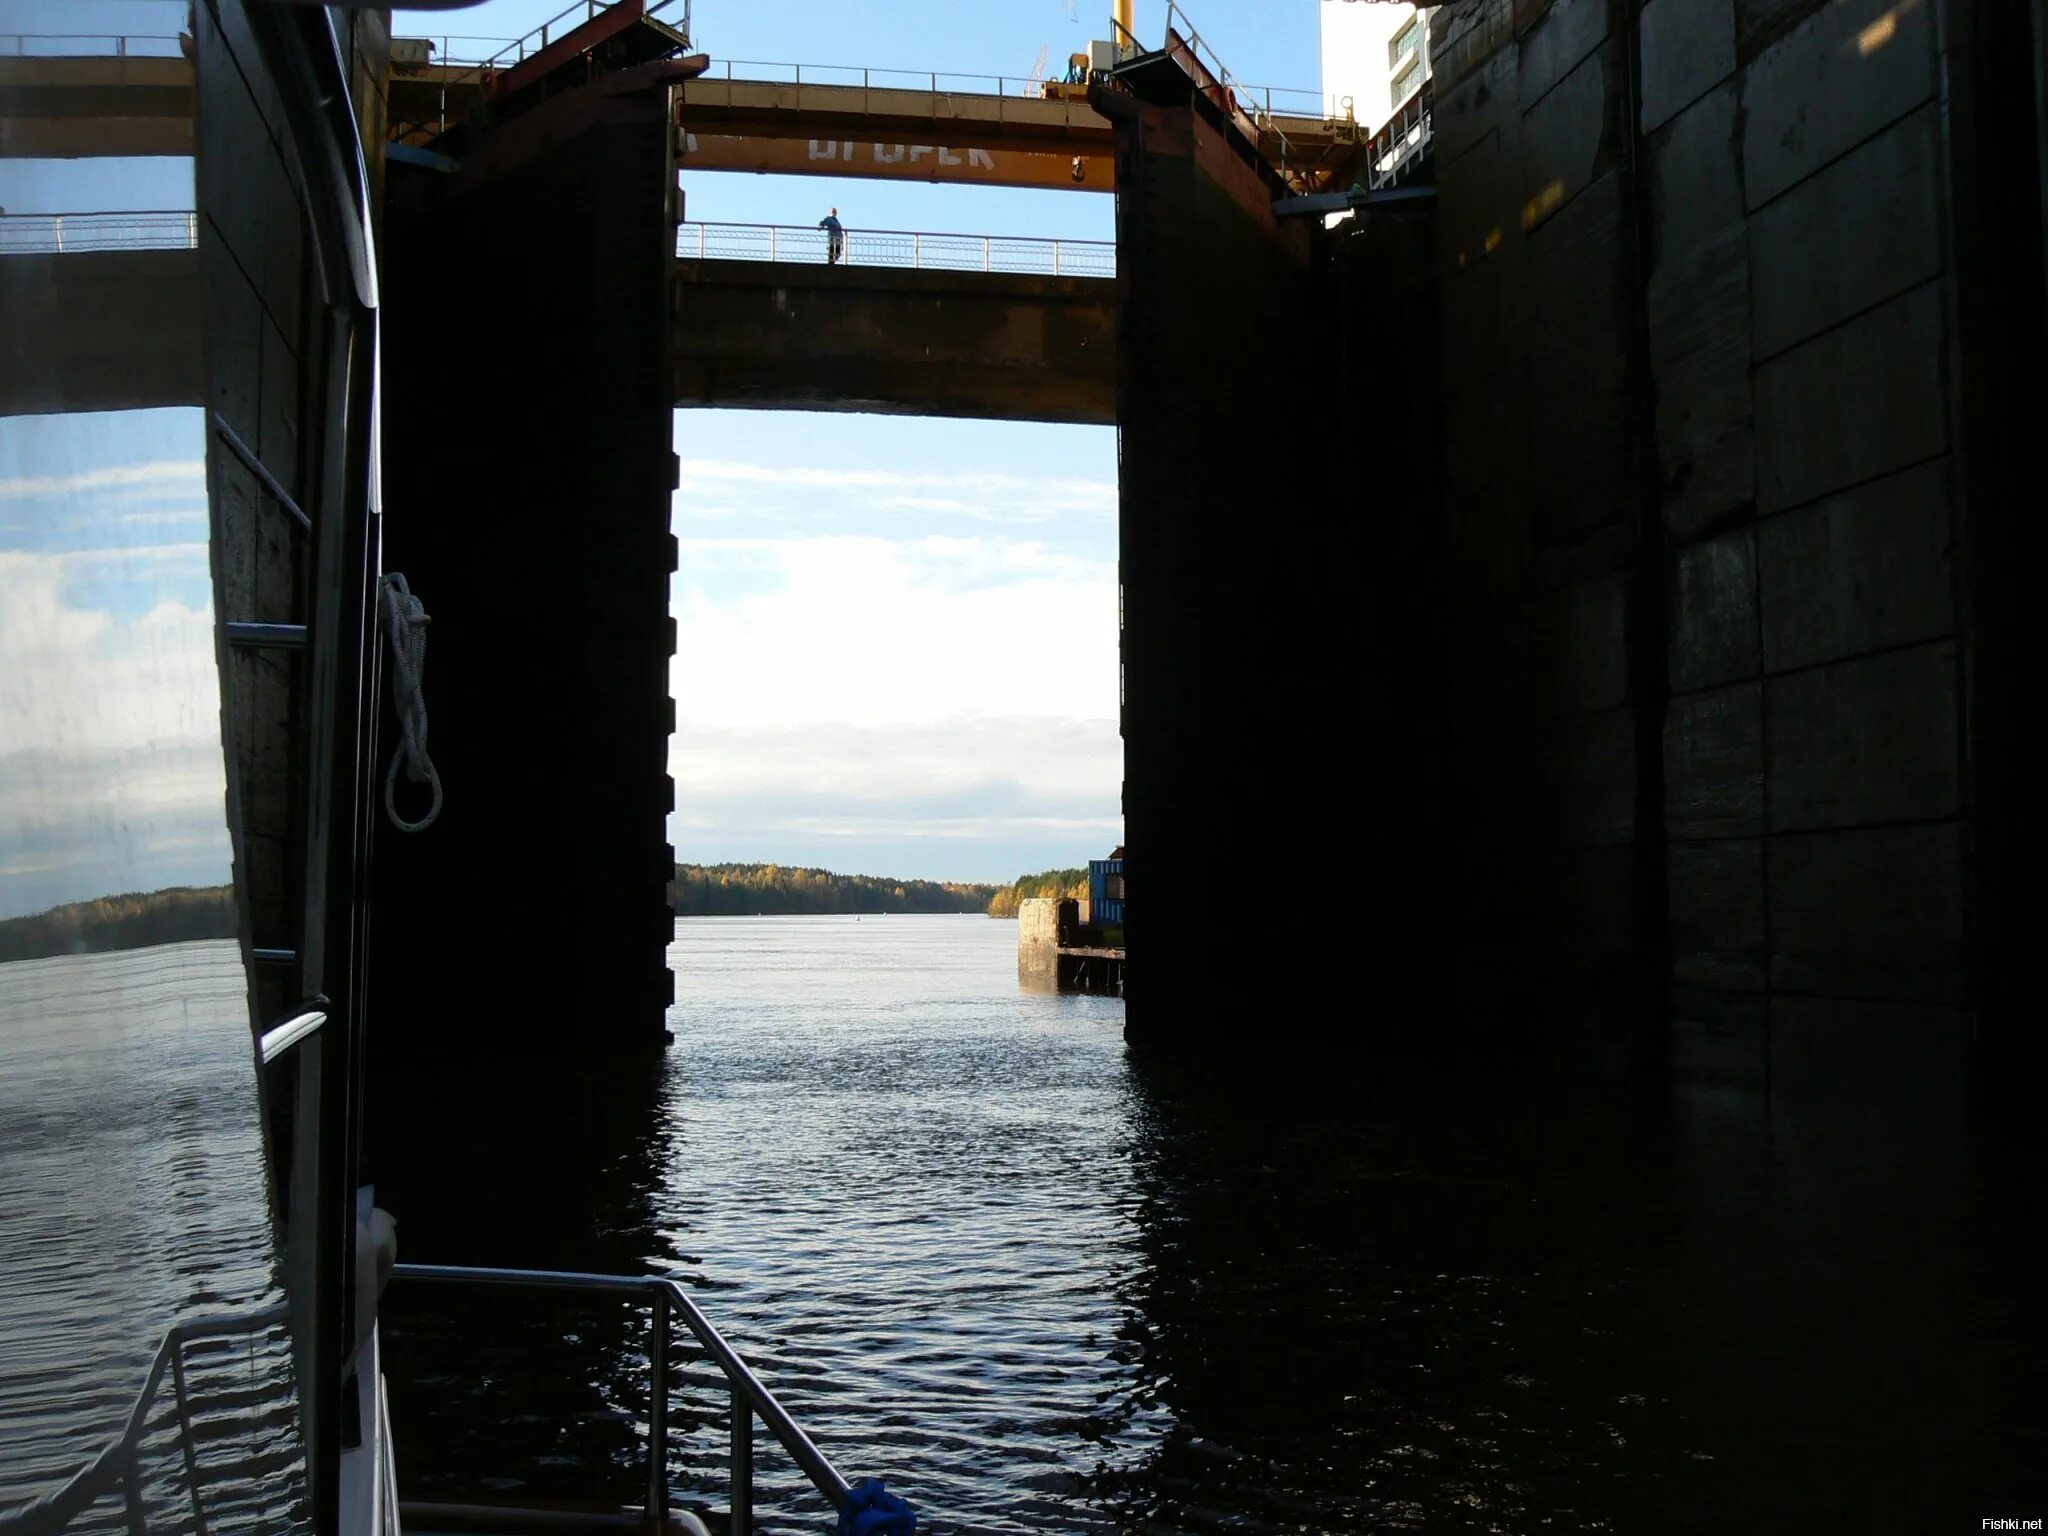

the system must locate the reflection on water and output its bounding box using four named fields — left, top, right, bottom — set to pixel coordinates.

left=0, top=943, right=306, bottom=1531
left=379, top=917, right=2046, bottom=1533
